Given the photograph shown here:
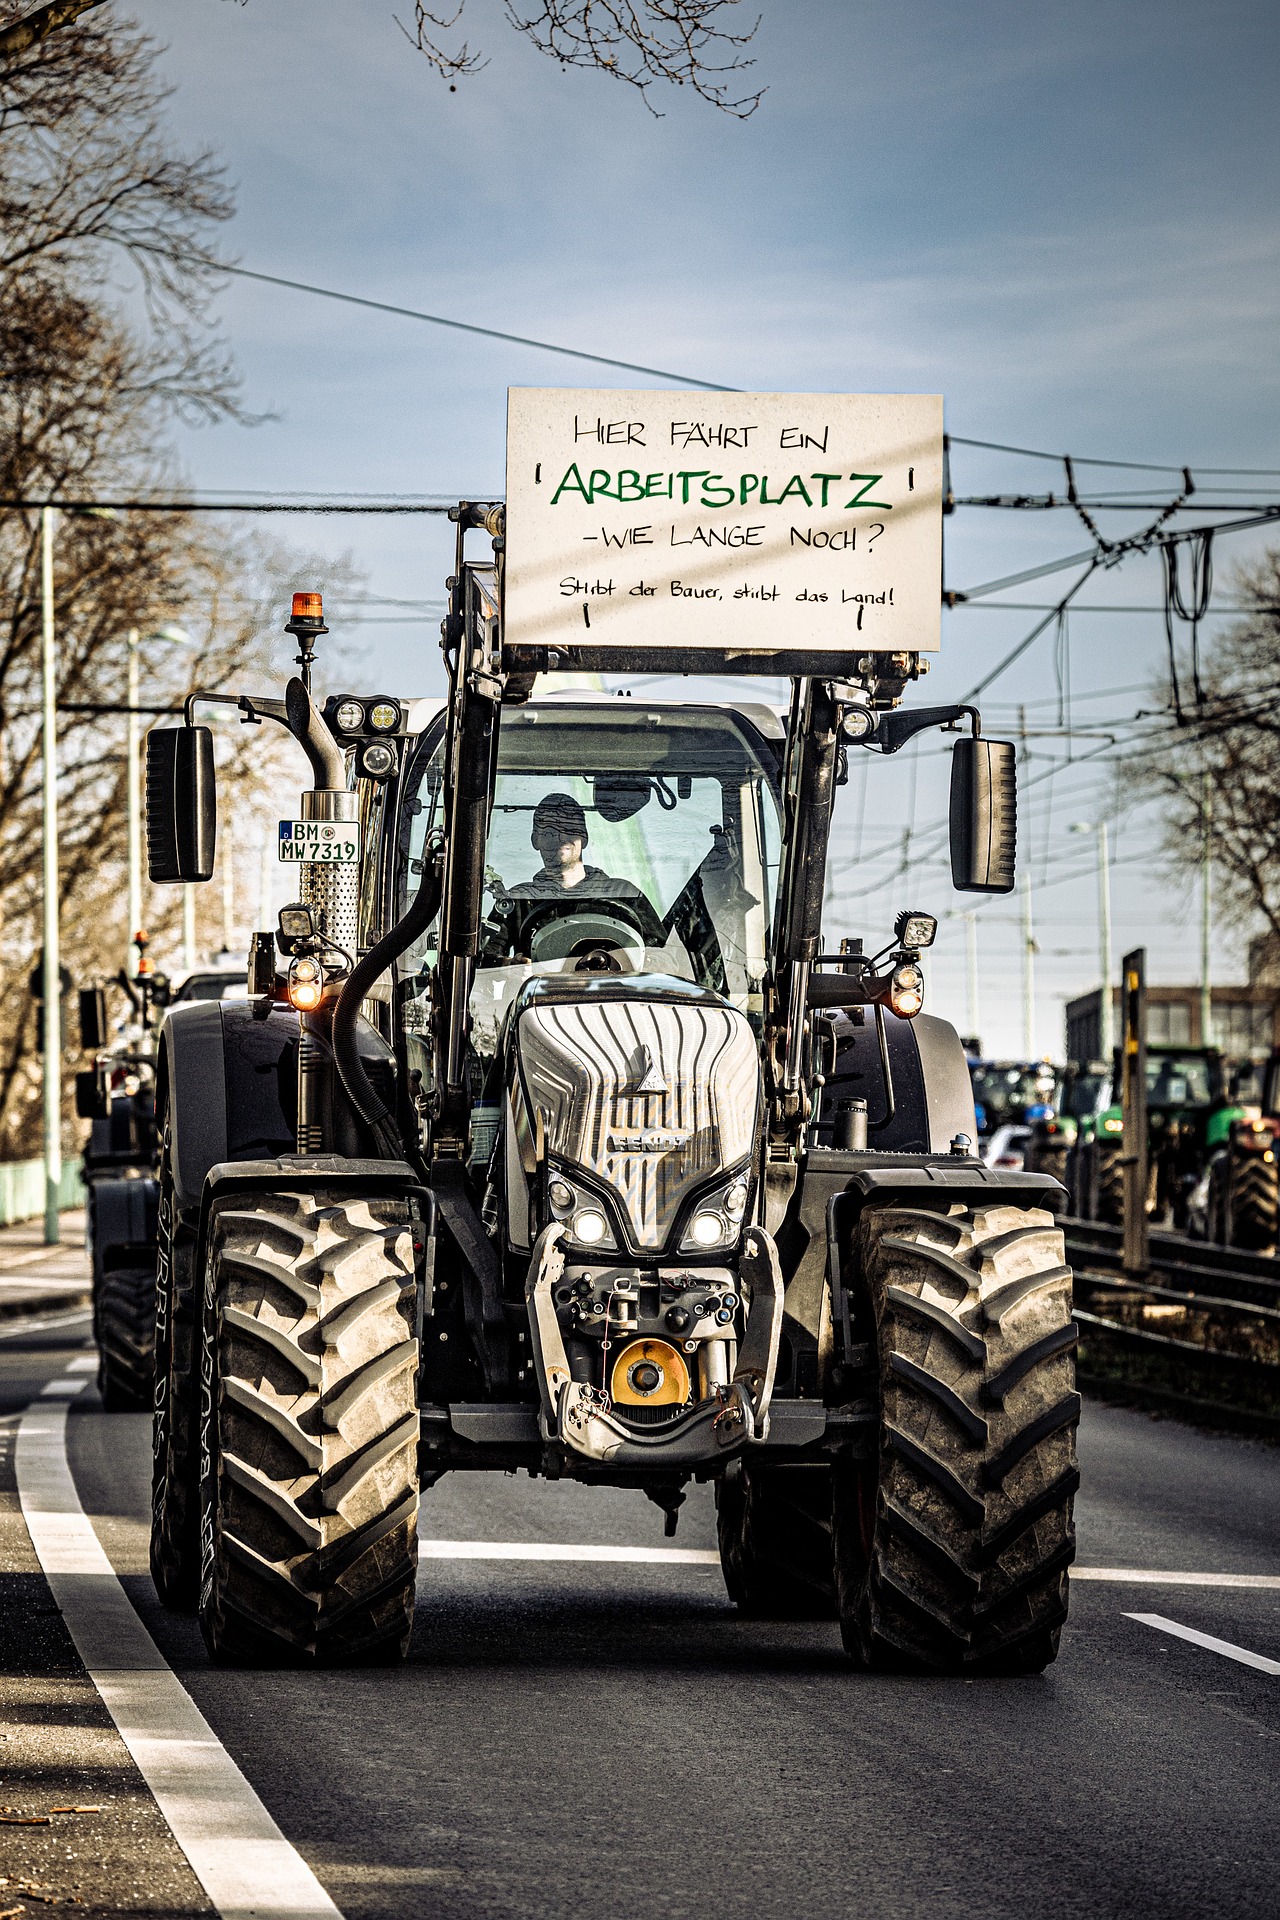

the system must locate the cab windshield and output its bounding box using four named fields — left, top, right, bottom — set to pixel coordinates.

left=1145, top=1053, right=1218, bottom=1108
left=397, top=700, right=782, bottom=1074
